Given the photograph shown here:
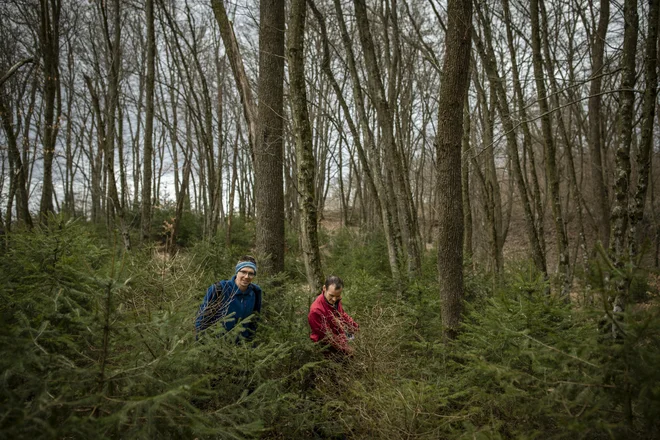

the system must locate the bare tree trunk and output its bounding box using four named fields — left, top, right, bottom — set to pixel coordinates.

left=539, top=0, right=588, bottom=286
left=226, top=119, right=240, bottom=247
left=353, top=0, right=421, bottom=280
left=461, top=97, right=472, bottom=262
left=0, top=93, right=32, bottom=229
left=289, top=0, right=324, bottom=294
left=588, top=0, right=611, bottom=249
left=83, top=75, right=105, bottom=224
left=141, top=0, right=155, bottom=243
left=171, top=110, right=193, bottom=255
left=530, top=0, right=570, bottom=294
left=334, top=0, right=404, bottom=286
left=500, top=0, right=546, bottom=267
left=473, top=21, right=547, bottom=275
left=307, top=0, right=382, bottom=225
left=254, top=0, right=286, bottom=274
left=63, top=38, right=75, bottom=217
left=470, top=73, right=503, bottom=276
left=627, top=0, right=659, bottom=258
left=118, top=100, right=129, bottom=211
left=211, top=0, right=285, bottom=274
left=611, top=0, right=639, bottom=333
left=210, top=0, right=258, bottom=155
left=38, top=0, right=62, bottom=221
left=436, top=0, right=472, bottom=341
left=103, top=0, right=131, bottom=250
